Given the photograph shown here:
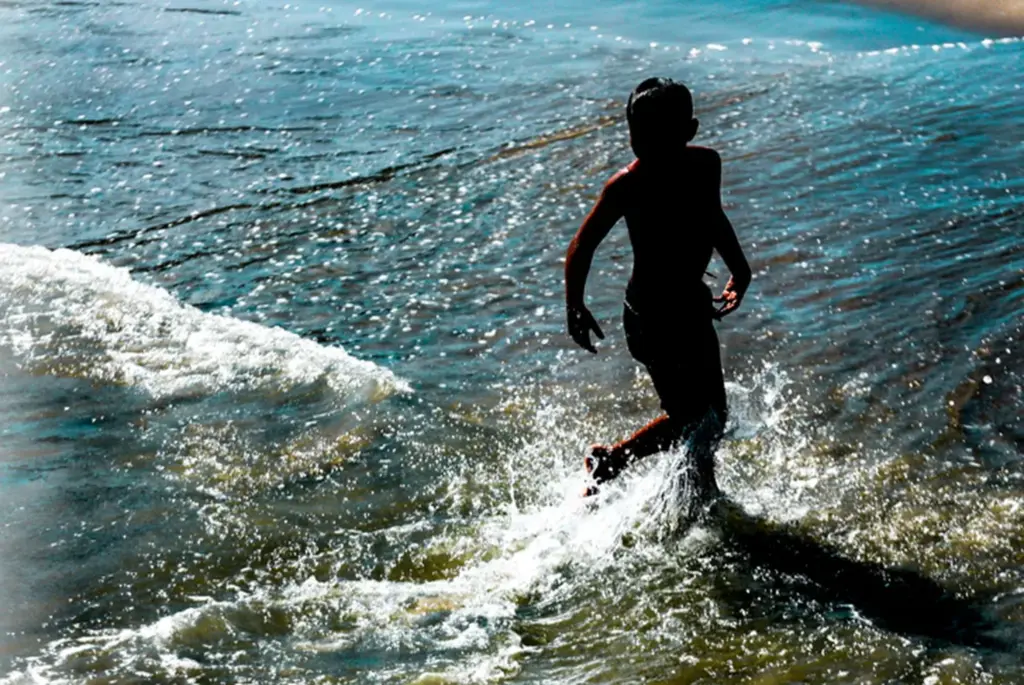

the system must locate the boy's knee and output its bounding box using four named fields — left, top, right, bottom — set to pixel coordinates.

left=691, top=412, right=724, bottom=469
left=674, top=406, right=725, bottom=446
